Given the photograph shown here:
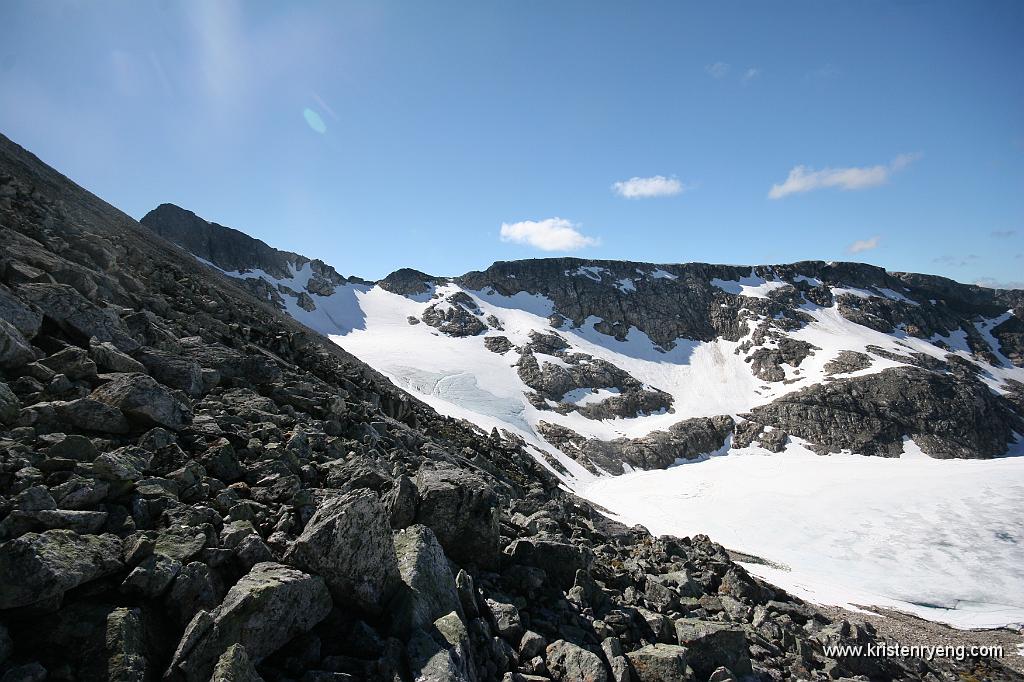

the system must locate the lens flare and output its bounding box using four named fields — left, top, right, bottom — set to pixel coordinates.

left=303, top=108, right=326, bottom=134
